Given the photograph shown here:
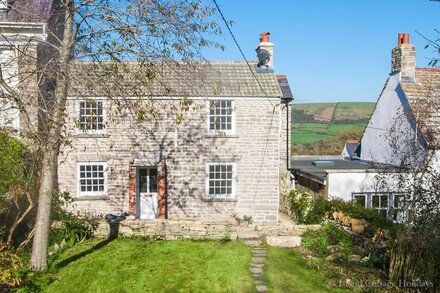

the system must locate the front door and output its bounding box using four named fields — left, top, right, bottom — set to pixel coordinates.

left=138, top=167, right=158, bottom=219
